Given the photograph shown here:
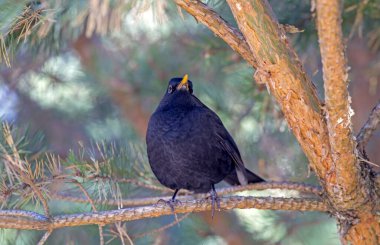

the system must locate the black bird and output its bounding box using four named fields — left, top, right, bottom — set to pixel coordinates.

left=146, top=75, right=264, bottom=214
